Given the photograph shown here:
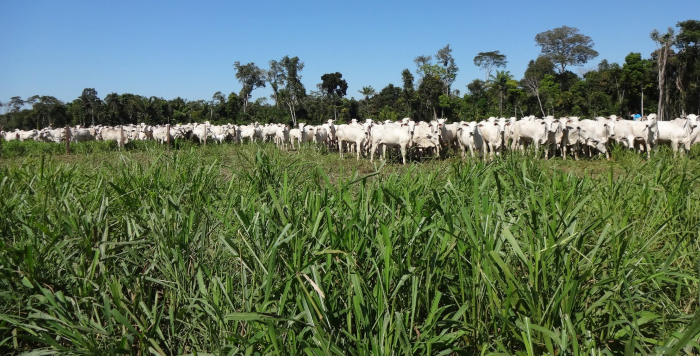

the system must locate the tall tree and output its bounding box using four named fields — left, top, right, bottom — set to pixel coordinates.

left=535, top=26, right=599, bottom=74
left=488, top=70, right=516, bottom=116
left=675, top=20, right=700, bottom=115
left=233, top=61, right=266, bottom=114
left=417, top=74, right=444, bottom=120
left=267, top=60, right=284, bottom=107
left=401, top=69, right=416, bottom=118
left=621, top=53, right=651, bottom=116
left=521, top=57, right=555, bottom=117
left=104, top=93, right=122, bottom=124
left=31, top=96, right=64, bottom=127
left=414, top=55, right=432, bottom=80
left=435, top=44, right=459, bottom=96
left=358, top=86, right=376, bottom=118
left=651, top=27, right=675, bottom=121
left=279, top=56, right=306, bottom=125
left=80, top=88, right=100, bottom=126
left=320, top=72, right=348, bottom=121
left=474, top=51, right=507, bottom=82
